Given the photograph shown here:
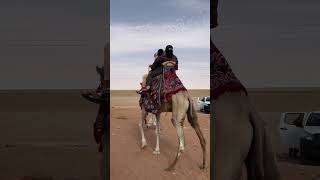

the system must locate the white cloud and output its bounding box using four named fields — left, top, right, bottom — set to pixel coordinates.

left=110, top=61, right=209, bottom=90
left=110, top=20, right=209, bottom=90
left=110, top=21, right=209, bottom=55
